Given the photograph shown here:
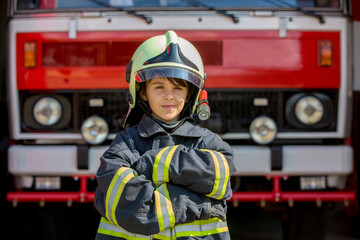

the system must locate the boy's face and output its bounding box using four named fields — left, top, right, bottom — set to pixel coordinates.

left=140, top=77, right=188, bottom=124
